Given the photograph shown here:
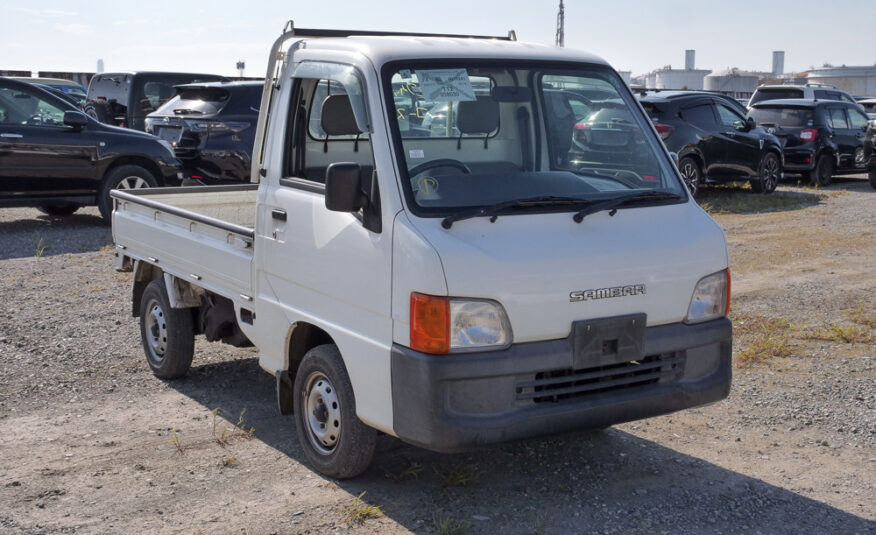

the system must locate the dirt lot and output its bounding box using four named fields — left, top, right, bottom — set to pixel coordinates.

left=0, top=176, right=873, bottom=535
